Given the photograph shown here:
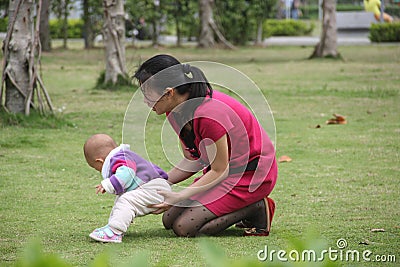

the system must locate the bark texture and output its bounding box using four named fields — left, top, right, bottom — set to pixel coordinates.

left=1, top=0, right=53, bottom=114
left=198, top=0, right=234, bottom=49
left=310, top=0, right=339, bottom=58
left=103, top=0, right=127, bottom=84
left=39, top=0, right=51, bottom=52
left=199, top=0, right=214, bottom=48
